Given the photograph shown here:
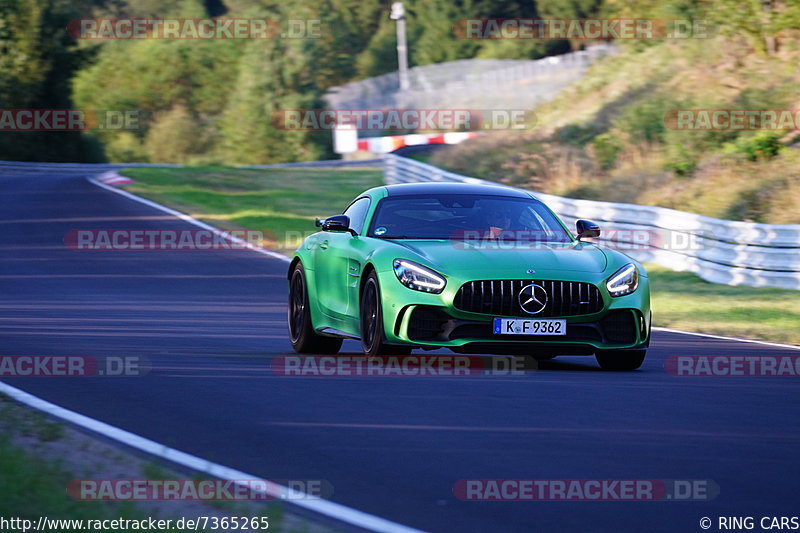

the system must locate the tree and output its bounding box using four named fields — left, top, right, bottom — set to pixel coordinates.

left=708, top=0, right=800, bottom=55
left=537, top=0, right=603, bottom=50
left=217, top=38, right=327, bottom=164
left=0, top=0, right=105, bottom=161
left=407, top=0, right=484, bottom=65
